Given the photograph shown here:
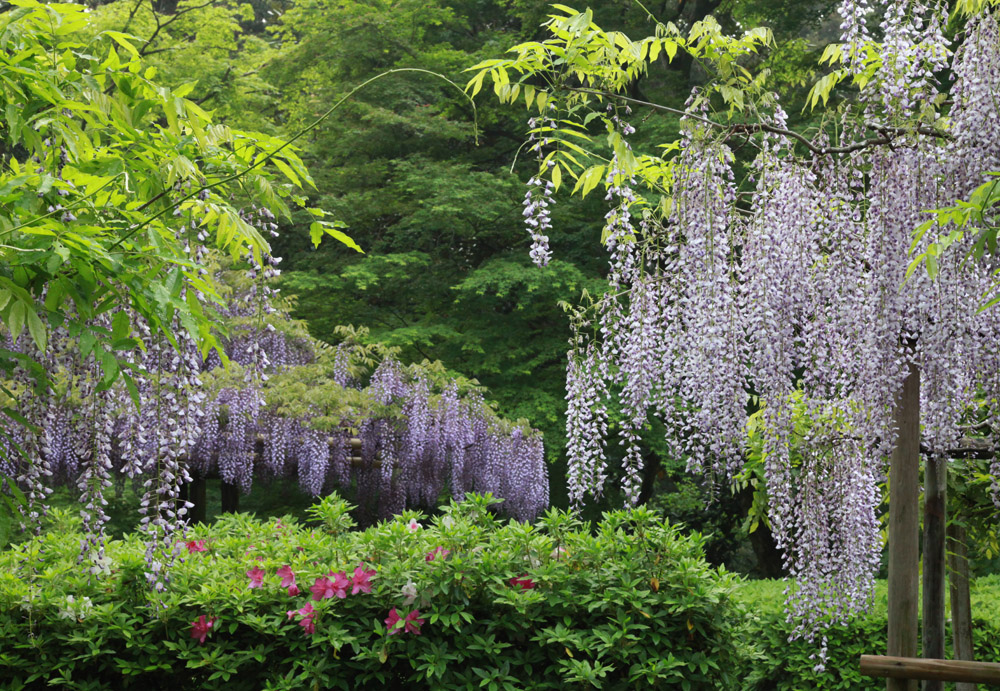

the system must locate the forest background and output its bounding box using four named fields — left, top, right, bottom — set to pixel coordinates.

left=54, top=0, right=992, bottom=578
